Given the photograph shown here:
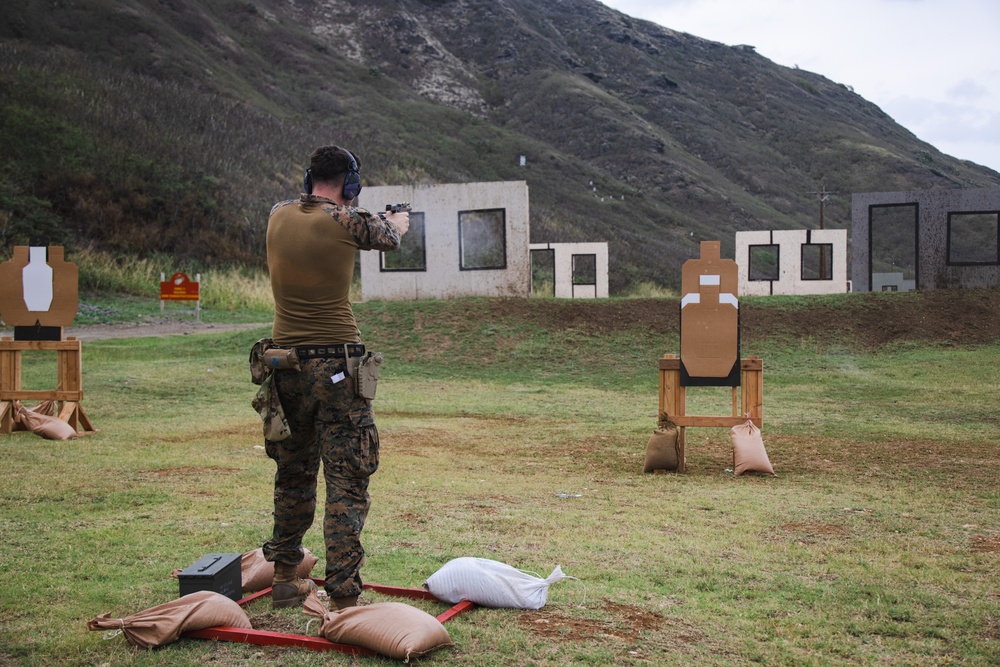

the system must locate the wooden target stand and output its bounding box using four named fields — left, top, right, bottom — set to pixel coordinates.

left=0, top=336, right=96, bottom=435
left=184, top=581, right=475, bottom=653
left=0, top=245, right=95, bottom=436
left=658, top=354, right=763, bottom=473
left=653, top=241, right=764, bottom=473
